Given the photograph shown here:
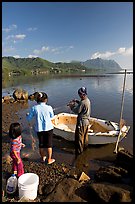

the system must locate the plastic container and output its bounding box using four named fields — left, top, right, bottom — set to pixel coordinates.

left=18, top=173, right=39, bottom=200
left=6, top=174, right=18, bottom=194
